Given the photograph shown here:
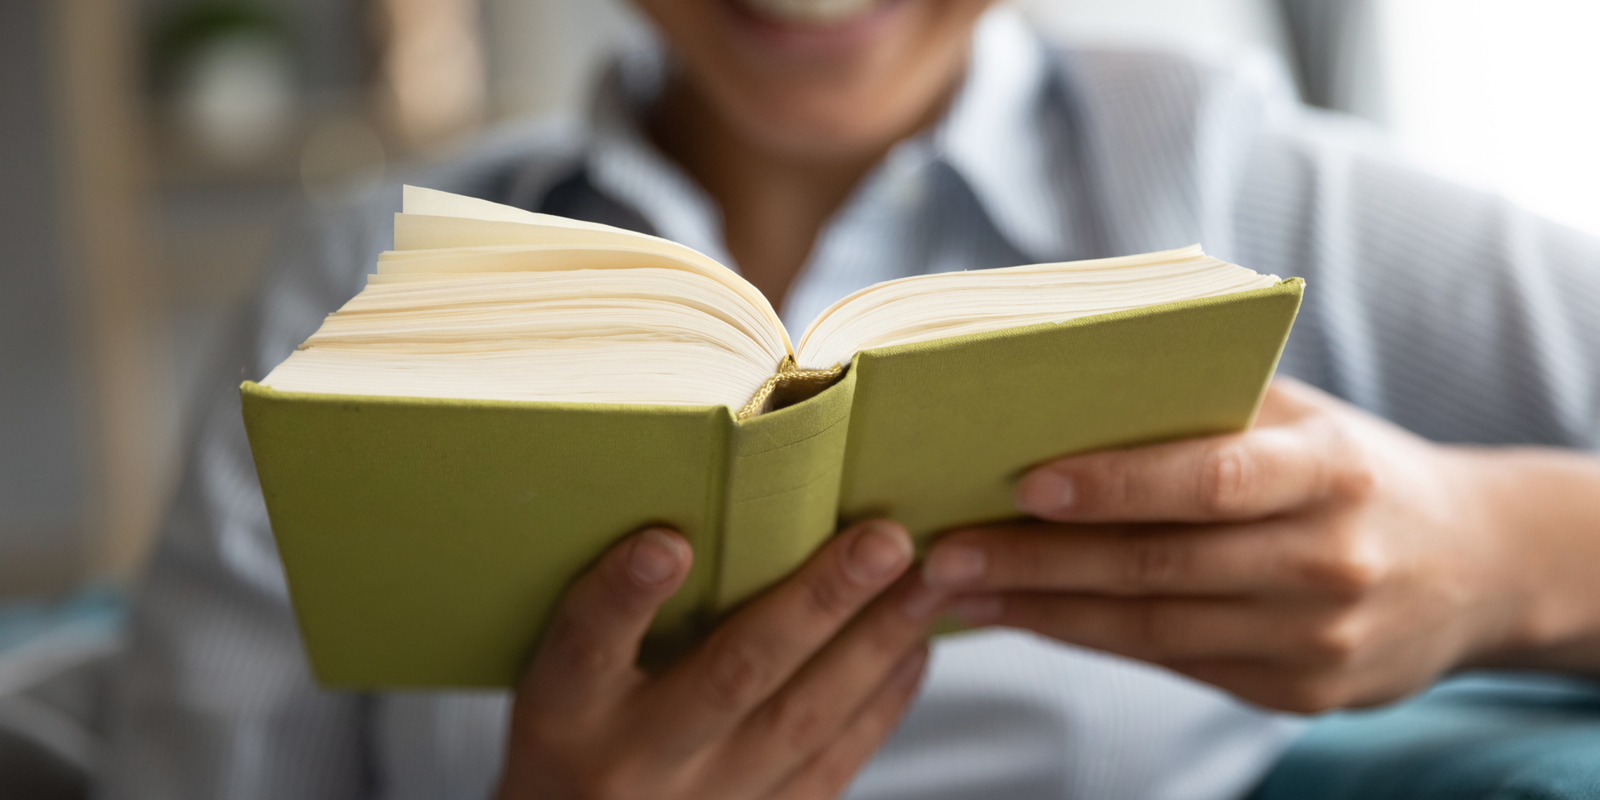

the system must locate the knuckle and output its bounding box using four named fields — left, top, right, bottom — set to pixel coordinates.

left=1324, top=423, right=1379, bottom=501
left=765, top=691, right=830, bottom=751
left=805, top=566, right=860, bottom=621
left=701, top=636, right=773, bottom=713
left=1337, top=454, right=1379, bottom=501
left=1303, top=532, right=1388, bottom=598
left=1119, top=537, right=1189, bottom=594
left=1303, top=616, right=1364, bottom=666
left=1201, top=443, right=1256, bottom=516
